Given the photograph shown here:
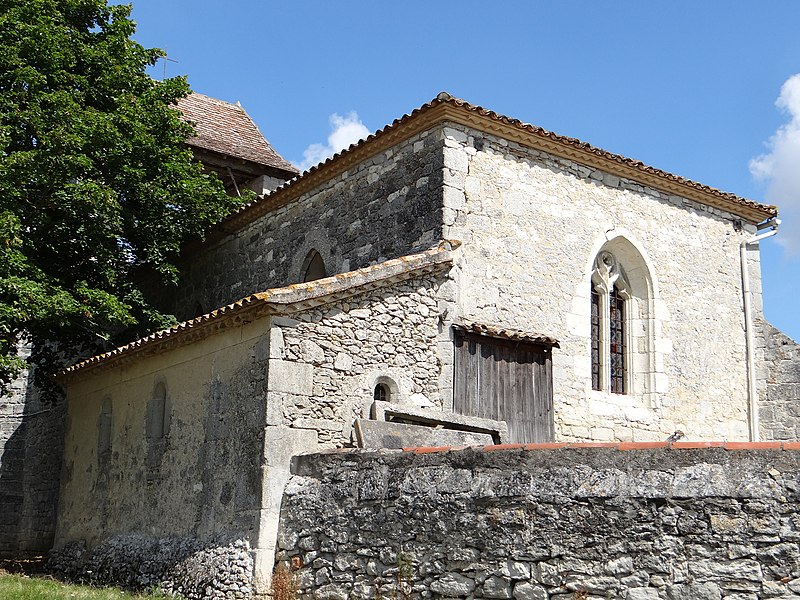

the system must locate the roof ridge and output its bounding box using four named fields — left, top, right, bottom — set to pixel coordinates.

left=184, top=91, right=242, bottom=108
left=213, top=91, right=775, bottom=235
